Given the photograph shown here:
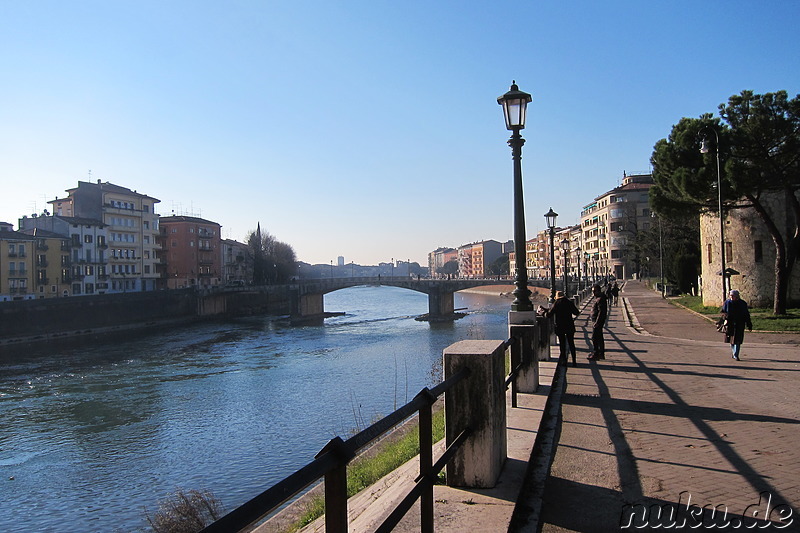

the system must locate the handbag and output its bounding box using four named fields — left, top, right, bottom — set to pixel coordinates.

left=716, top=318, right=729, bottom=335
